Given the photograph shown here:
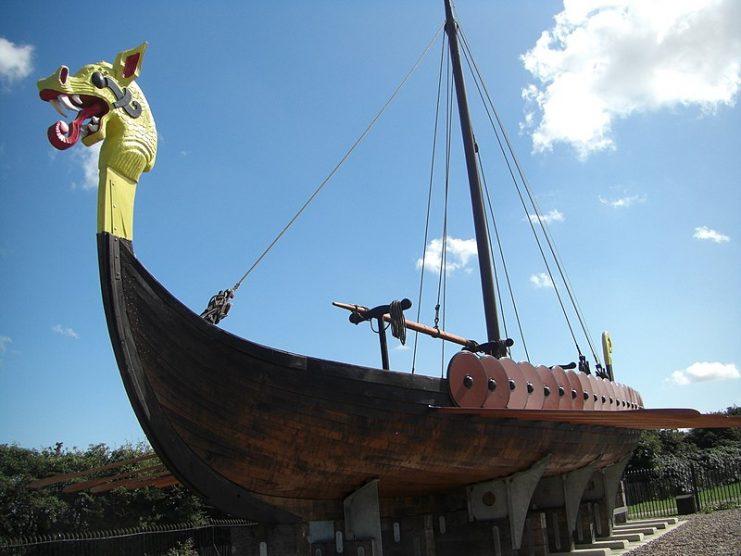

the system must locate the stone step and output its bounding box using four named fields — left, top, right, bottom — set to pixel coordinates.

left=622, top=517, right=678, bottom=527
left=599, top=532, right=644, bottom=542
left=608, top=518, right=689, bottom=556
left=551, top=548, right=610, bottom=556
left=604, top=526, right=657, bottom=535
left=576, top=539, right=629, bottom=550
